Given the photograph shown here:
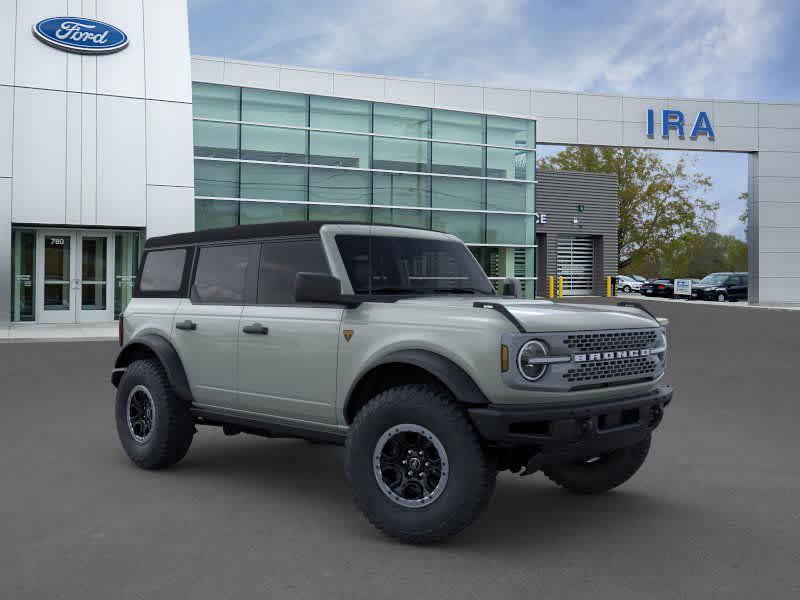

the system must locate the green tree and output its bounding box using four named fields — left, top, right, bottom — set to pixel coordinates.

left=626, top=231, right=748, bottom=278
left=538, top=146, right=717, bottom=271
